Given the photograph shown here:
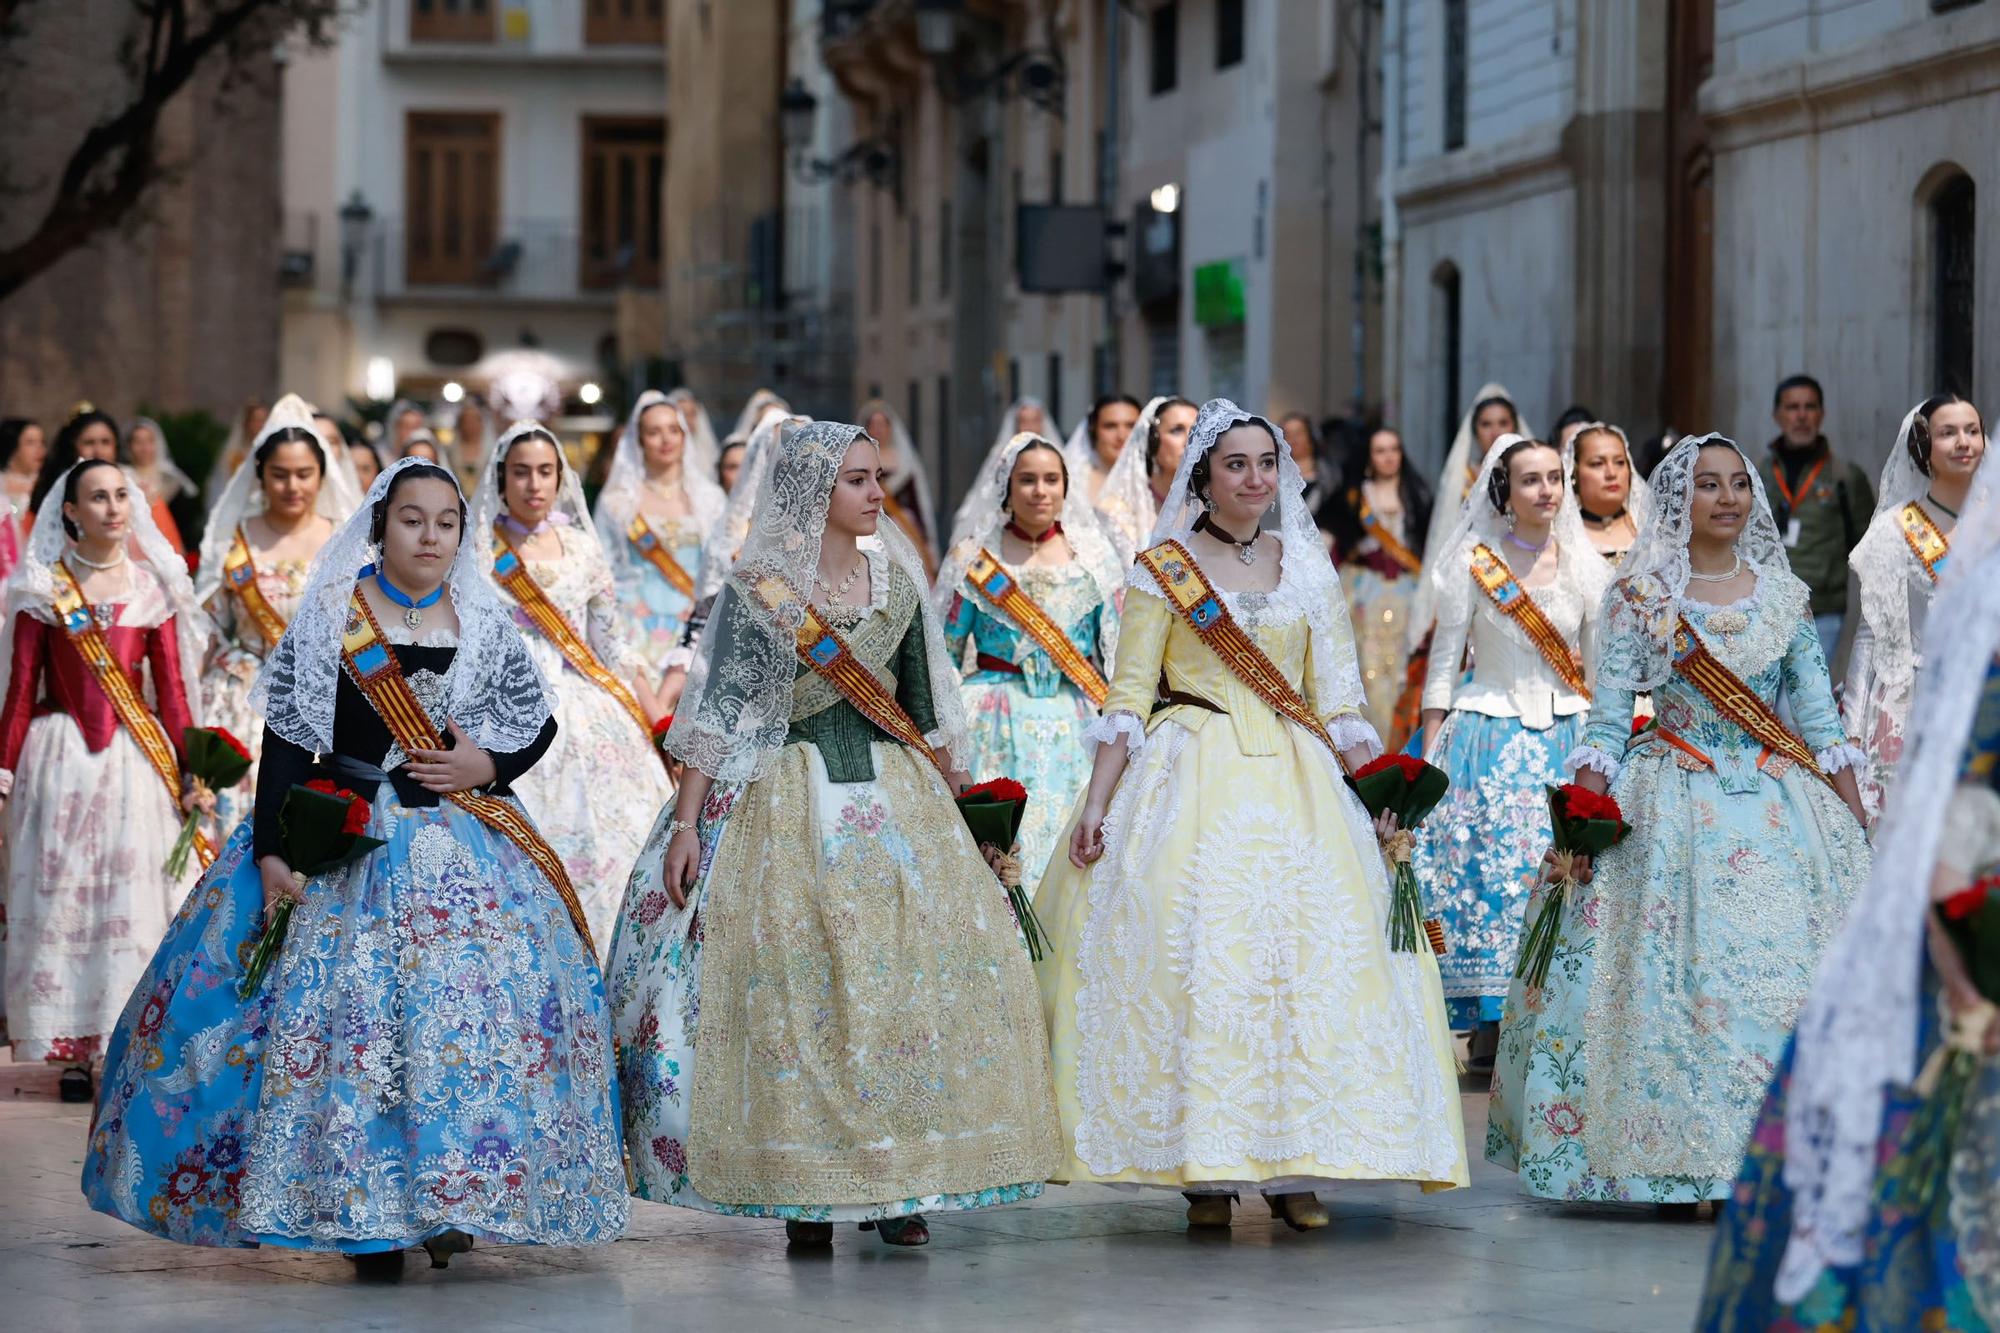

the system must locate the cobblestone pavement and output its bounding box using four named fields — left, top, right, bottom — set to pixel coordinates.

left=0, top=1057, right=1709, bottom=1332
